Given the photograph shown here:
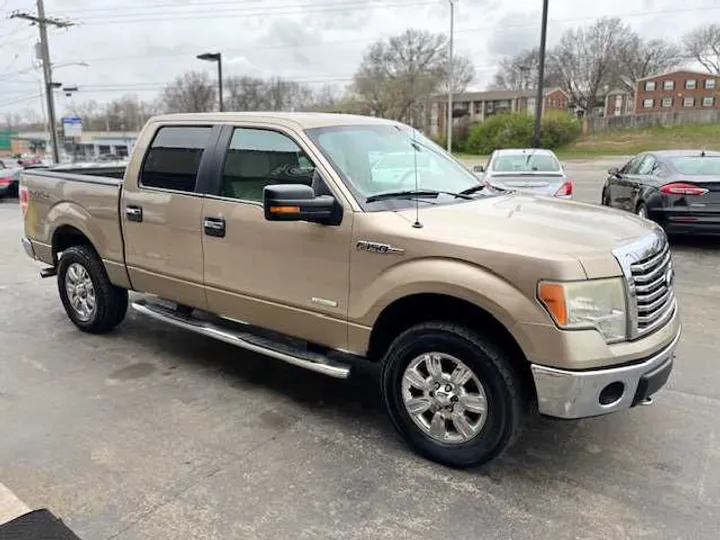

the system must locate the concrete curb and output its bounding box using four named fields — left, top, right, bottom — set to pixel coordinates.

left=0, top=482, right=30, bottom=526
